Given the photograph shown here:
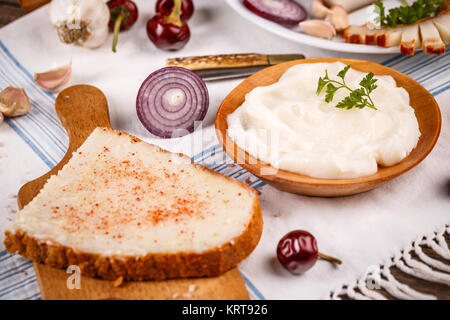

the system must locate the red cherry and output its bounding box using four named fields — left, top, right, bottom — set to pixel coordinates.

left=277, top=230, right=341, bottom=275
left=156, top=0, right=194, bottom=21
left=146, top=14, right=190, bottom=51
left=107, top=0, right=139, bottom=52
left=107, top=0, right=139, bottom=31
